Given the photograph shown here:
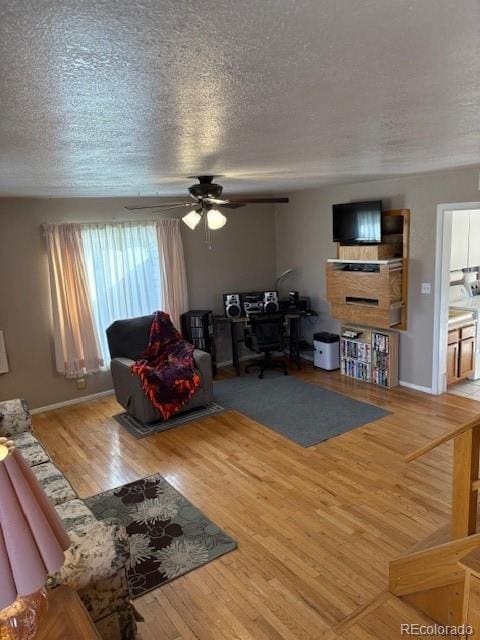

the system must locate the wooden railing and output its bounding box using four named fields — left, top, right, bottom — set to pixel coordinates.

left=406, top=415, right=480, bottom=540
